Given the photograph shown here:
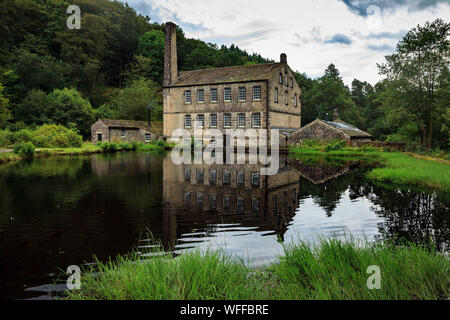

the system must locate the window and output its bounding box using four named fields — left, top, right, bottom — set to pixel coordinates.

left=185, top=90, right=191, bottom=103
left=294, top=94, right=298, bottom=107
left=196, top=169, right=204, bottom=184
left=252, top=113, right=261, bottom=128
left=285, top=91, right=288, bottom=105
left=279, top=73, right=282, bottom=84
left=223, top=195, right=230, bottom=210
left=238, top=113, right=245, bottom=128
left=184, top=169, right=191, bottom=182
left=210, top=169, right=217, bottom=185
left=223, top=170, right=231, bottom=185
left=274, top=88, right=278, bottom=103
left=121, top=130, right=126, bottom=138
left=210, top=194, right=217, bottom=210
left=197, top=192, right=204, bottom=209
left=224, top=113, right=231, bottom=128
left=224, top=87, right=232, bottom=102
left=237, top=198, right=244, bottom=212
left=251, top=172, right=260, bottom=187
left=237, top=171, right=245, bottom=186
left=198, top=89, right=204, bottom=103
left=290, top=78, right=293, bottom=88
left=253, top=86, right=261, bottom=101
left=184, top=192, right=191, bottom=205
left=145, top=133, right=151, bottom=142
left=185, top=115, right=192, bottom=128
left=284, top=73, right=288, bottom=86
left=211, top=88, right=218, bottom=103
left=196, top=114, right=204, bottom=128
left=252, top=198, right=260, bottom=214
left=273, top=195, right=278, bottom=213
left=210, top=113, right=217, bottom=127
left=238, top=87, right=246, bottom=101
